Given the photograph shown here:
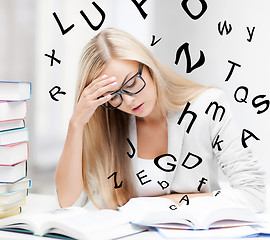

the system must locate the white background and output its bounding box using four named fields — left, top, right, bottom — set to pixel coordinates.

left=1, top=0, right=269, bottom=193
